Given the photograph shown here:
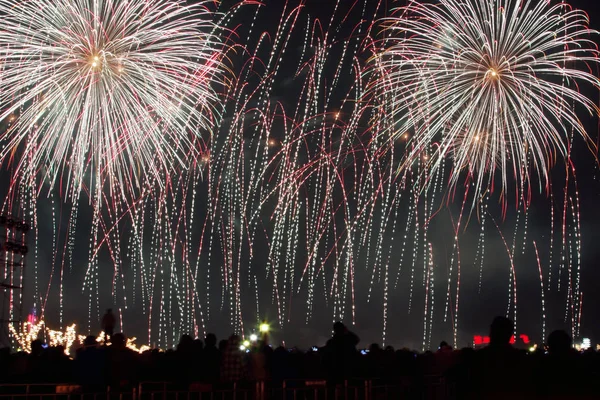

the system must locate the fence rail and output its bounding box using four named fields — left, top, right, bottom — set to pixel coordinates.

left=0, top=378, right=454, bottom=400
